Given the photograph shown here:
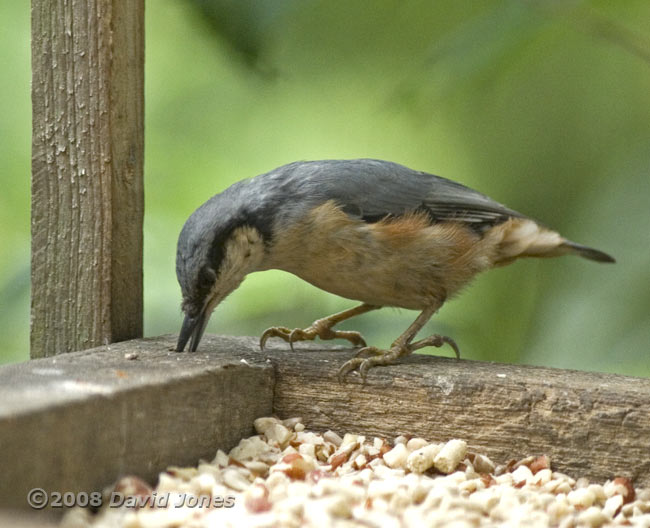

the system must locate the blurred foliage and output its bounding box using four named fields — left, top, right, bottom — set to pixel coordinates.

left=1, top=0, right=648, bottom=376
left=0, top=1, right=31, bottom=365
